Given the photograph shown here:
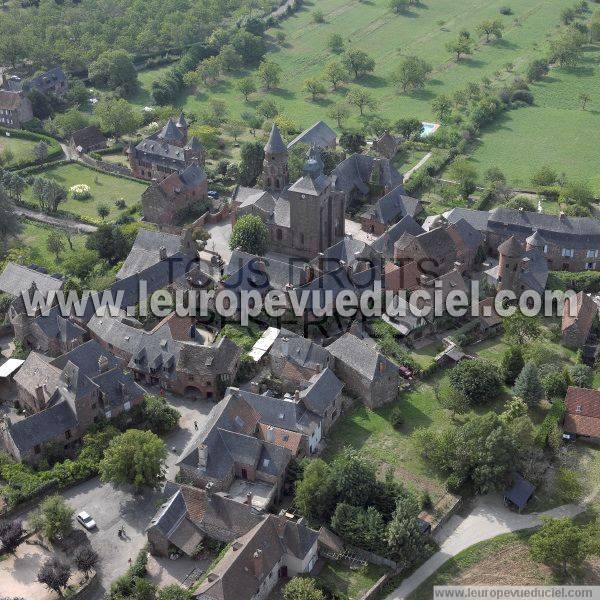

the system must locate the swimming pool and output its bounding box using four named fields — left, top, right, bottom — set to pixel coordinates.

left=421, top=122, right=440, bottom=137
